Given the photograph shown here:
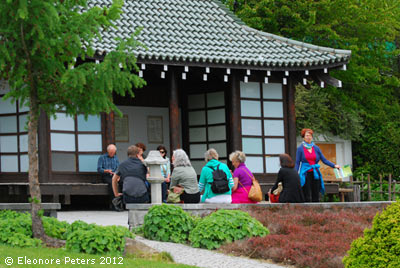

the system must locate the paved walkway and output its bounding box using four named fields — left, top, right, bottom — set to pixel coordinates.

left=57, top=211, right=289, bottom=268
